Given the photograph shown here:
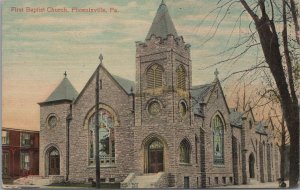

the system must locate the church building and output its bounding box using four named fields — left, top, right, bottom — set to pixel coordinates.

left=39, top=1, right=280, bottom=188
